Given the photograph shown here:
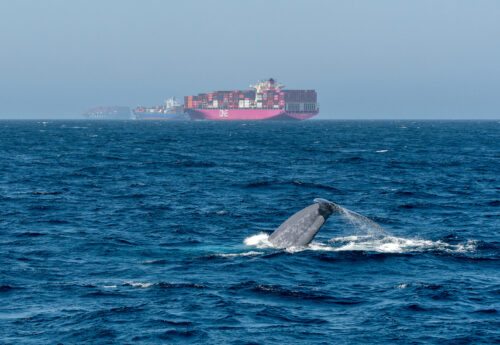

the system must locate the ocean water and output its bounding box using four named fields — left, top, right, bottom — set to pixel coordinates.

left=0, top=120, right=499, bottom=344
